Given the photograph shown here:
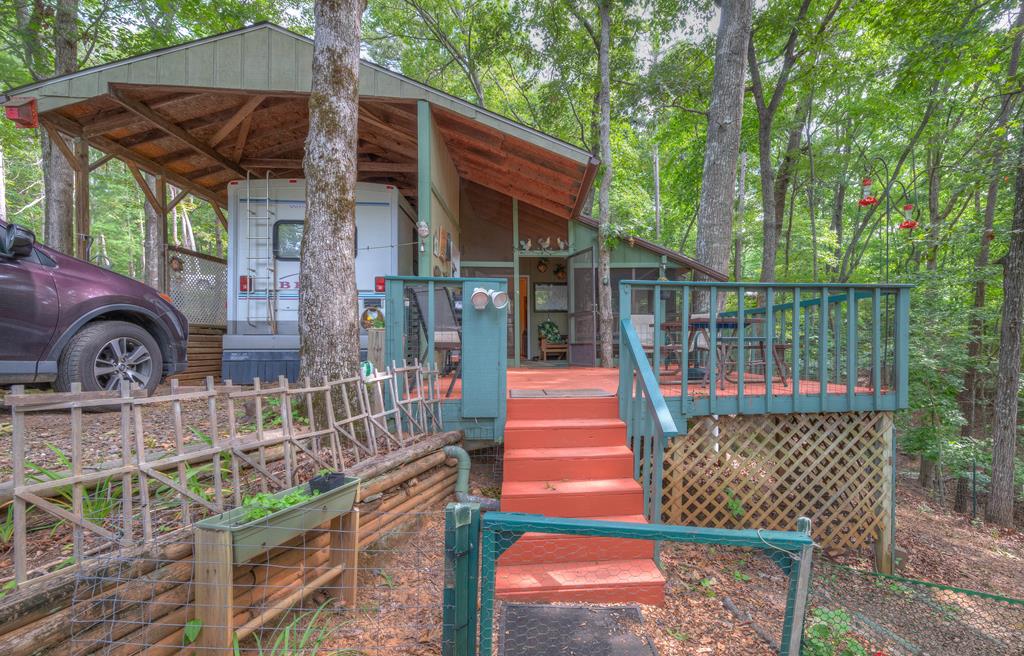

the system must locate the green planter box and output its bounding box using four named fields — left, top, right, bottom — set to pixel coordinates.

left=196, top=477, right=360, bottom=564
